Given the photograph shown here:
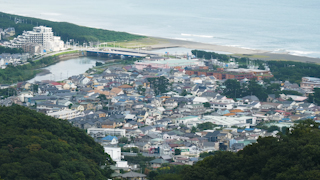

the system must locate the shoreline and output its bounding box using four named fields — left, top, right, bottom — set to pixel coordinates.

left=139, top=37, right=320, bottom=63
